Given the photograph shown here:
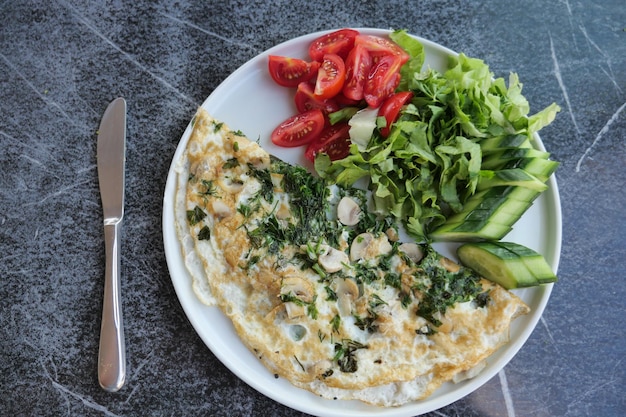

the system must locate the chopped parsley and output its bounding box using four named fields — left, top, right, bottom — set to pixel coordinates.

left=415, top=246, right=483, bottom=326
left=247, top=214, right=288, bottom=254
left=247, top=162, right=274, bottom=204
left=369, top=293, right=387, bottom=309
left=324, top=285, right=338, bottom=301
left=222, top=157, right=239, bottom=169
left=330, top=314, right=341, bottom=333
left=474, top=290, right=491, bottom=308
left=384, top=272, right=401, bottom=289
left=353, top=311, right=378, bottom=333
left=197, top=226, right=211, bottom=240
left=333, top=339, right=368, bottom=373
left=211, top=120, right=224, bottom=132
left=199, top=179, right=218, bottom=197
left=186, top=206, right=207, bottom=226
left=353, top=262, right=379, bottom=285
